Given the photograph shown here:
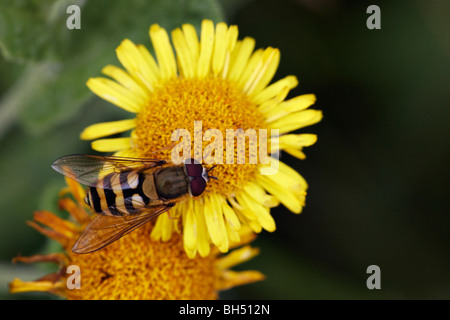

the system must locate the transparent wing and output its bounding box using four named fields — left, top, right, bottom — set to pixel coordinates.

left=101, top=193, right=161, bottom=217
left=51, top=154, right=167, bottom=187
left=72, top=204, right=173, bottom=254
